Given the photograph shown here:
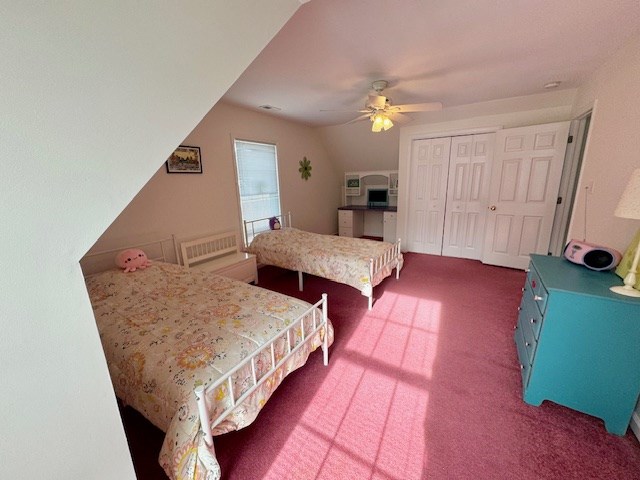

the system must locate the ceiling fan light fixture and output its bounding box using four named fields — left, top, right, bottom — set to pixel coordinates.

left=371, top=112, right=385, bottom=132
left=370, top=112, right=393, bottom=132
